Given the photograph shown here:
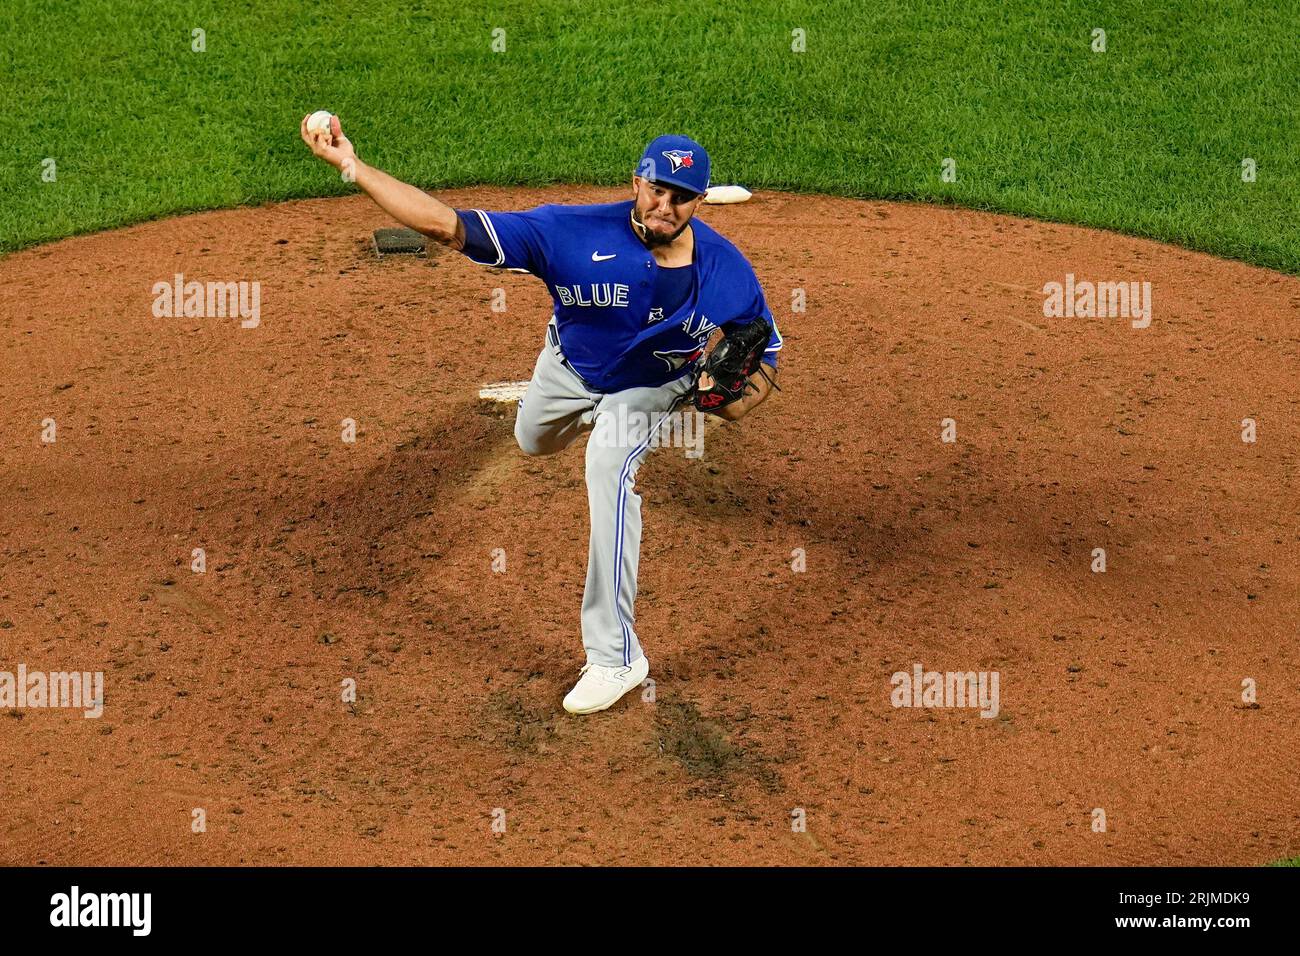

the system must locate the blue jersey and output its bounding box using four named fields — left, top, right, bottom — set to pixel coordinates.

left=456, top=201, right=782, bottom=394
